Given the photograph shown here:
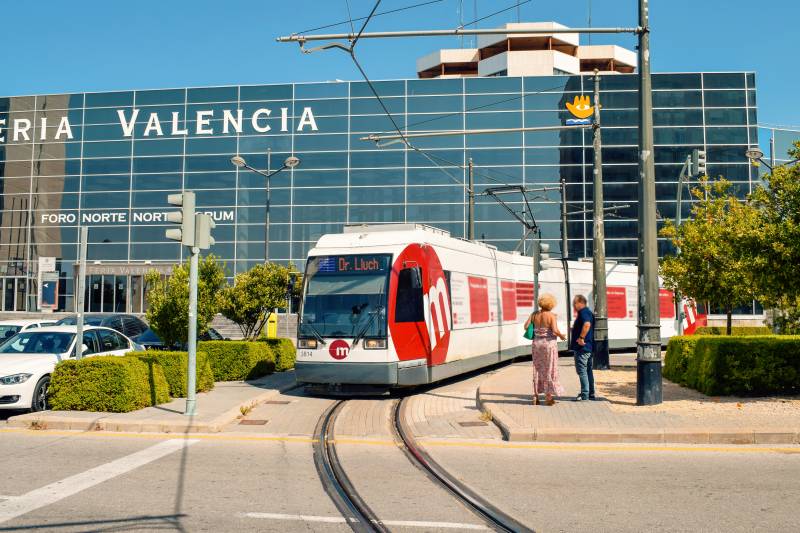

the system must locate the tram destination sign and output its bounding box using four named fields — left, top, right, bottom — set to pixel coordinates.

left=315, top=255, right=391, bottom=274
